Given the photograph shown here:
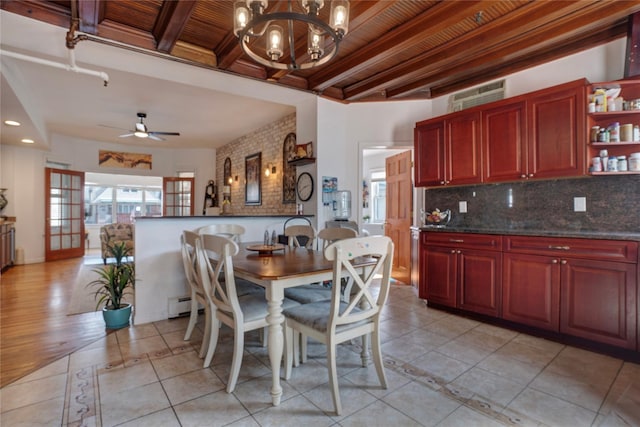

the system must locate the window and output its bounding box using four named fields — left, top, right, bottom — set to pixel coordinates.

left=84, top=173, right=162, bottom=224
left=370, top=170, right=386, bottom=223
